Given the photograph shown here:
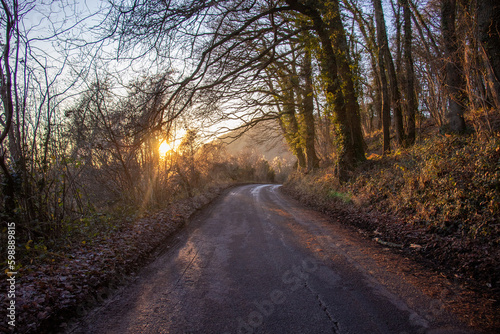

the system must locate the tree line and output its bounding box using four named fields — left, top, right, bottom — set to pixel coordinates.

left=106, top=0, right=499, bottom=173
